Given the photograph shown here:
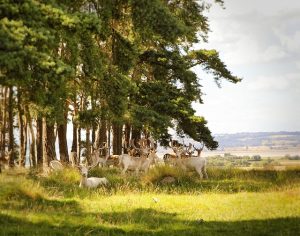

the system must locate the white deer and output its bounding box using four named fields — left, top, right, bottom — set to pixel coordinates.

left=78, top=165, right=109, bottom=188
left=163, top=140, right=187, bottom=165
left=175, top=142, right=208, bottom=179
left=119, top=138, right=158, bottom=174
